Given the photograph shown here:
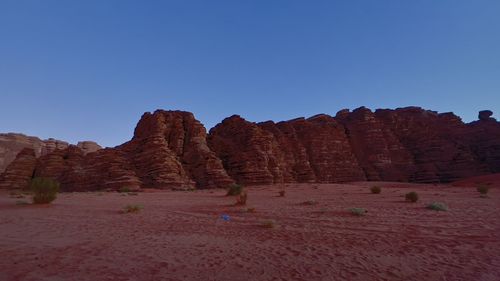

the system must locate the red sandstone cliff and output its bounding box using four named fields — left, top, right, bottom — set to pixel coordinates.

left=1, top=108, right=499, bottom=190
left=0, top=133, right=101, bottom=173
